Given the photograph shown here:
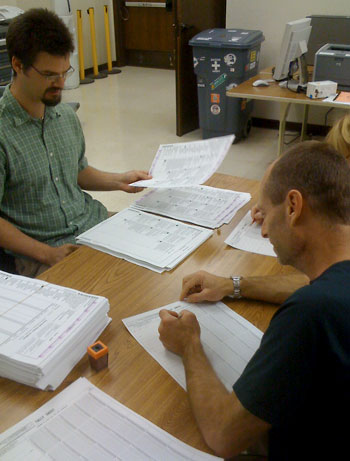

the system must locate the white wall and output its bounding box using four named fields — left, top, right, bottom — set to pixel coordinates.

left=1, top=0, right=116, bottom=69
left=226, top=0, right=350, bottom=125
